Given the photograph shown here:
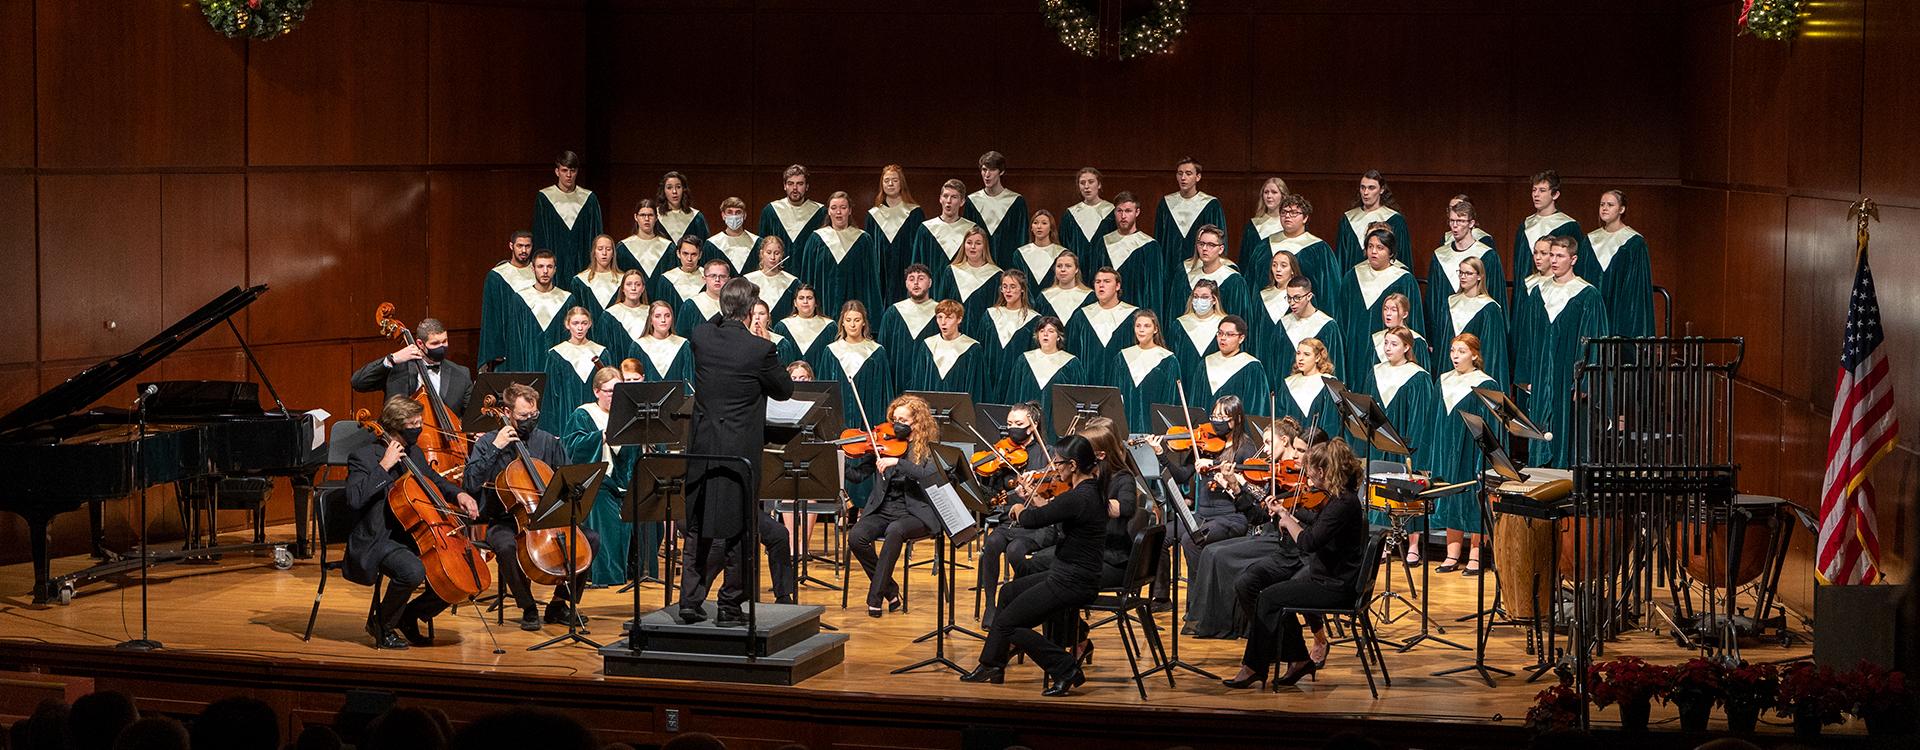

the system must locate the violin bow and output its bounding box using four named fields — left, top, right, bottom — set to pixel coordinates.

left=1172, top=377, right=1205, bottom=468
left=842, top=371, right=885, bottom=457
